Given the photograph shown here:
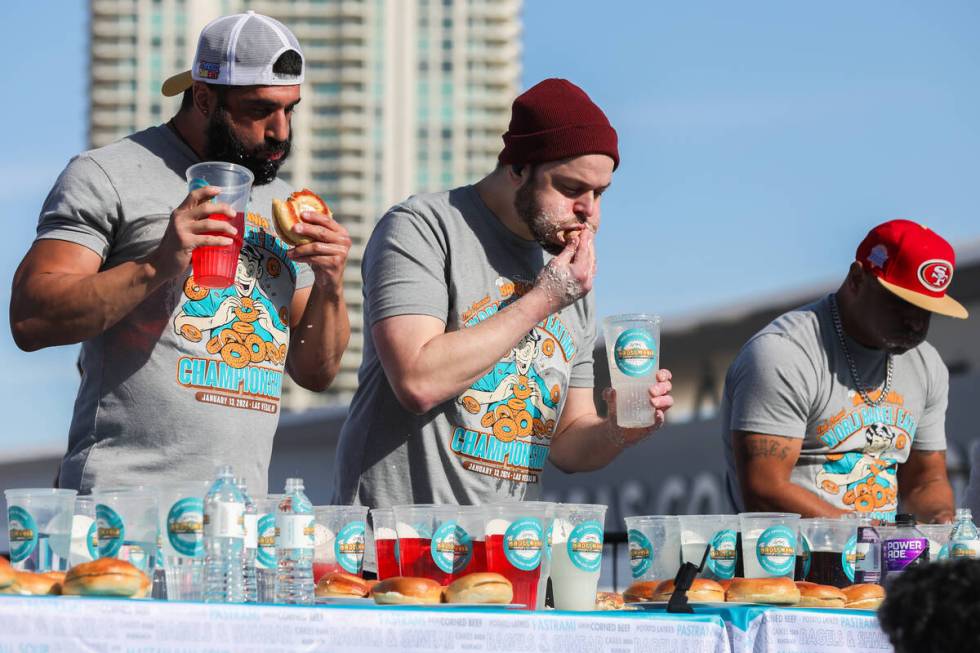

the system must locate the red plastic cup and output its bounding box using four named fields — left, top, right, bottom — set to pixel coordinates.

left=370, top=508, right=399, bottom=580
left=185, top=162, right=253, bottom=288
left=485, top=502, right=554, bottom=610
